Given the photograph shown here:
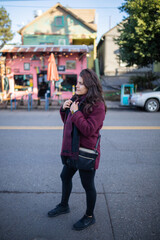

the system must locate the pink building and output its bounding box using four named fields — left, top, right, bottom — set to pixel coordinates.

left=0, top=44, right=89, bottom=100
